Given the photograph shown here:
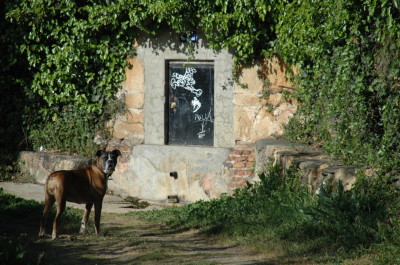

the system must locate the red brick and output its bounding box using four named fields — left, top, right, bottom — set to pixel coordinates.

left=233, top=170, right=244, bottom=176
left=233, top=170, right=241, bottom=175
left=227, top=155, right=239, bottom=161
left=234, top=170, right=253, bottom=176
left=247, top=156, right=255, bottom=162
left=246, top=162, right=254, bottom=168
left=231, top=150, right=243, bottom=155
left=234, top=156, right=247, bottom=162
left=242, top=150, right=251, bottom=155
left=230, top=177, right=247, bottom=188
left=233, top=162, right=246, bottom=168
